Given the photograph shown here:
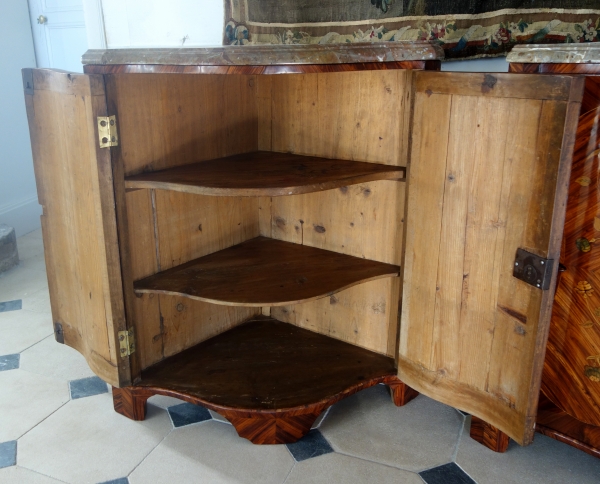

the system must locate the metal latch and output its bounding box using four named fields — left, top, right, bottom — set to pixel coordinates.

left=118, top=328, right=135, bottom=357
left=97, top=115, right=118, bottom=148
left=54, top=322, right=64, bottom=344
left=513, top=248, right=554, bottom=290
